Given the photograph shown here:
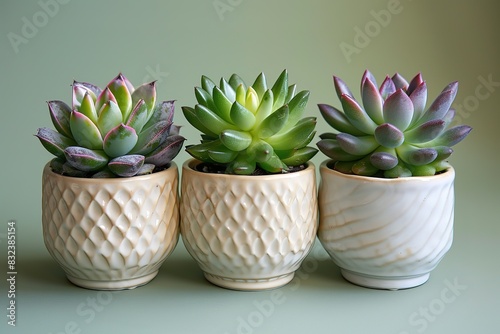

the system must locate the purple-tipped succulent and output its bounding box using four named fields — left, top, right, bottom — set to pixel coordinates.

left=317, top=70, right=472, bottom=177
left=36, top=73, right=185, bottom=177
